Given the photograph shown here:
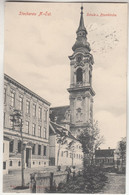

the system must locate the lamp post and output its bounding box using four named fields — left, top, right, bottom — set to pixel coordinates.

left=10, top=109, right=25, bottom=187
